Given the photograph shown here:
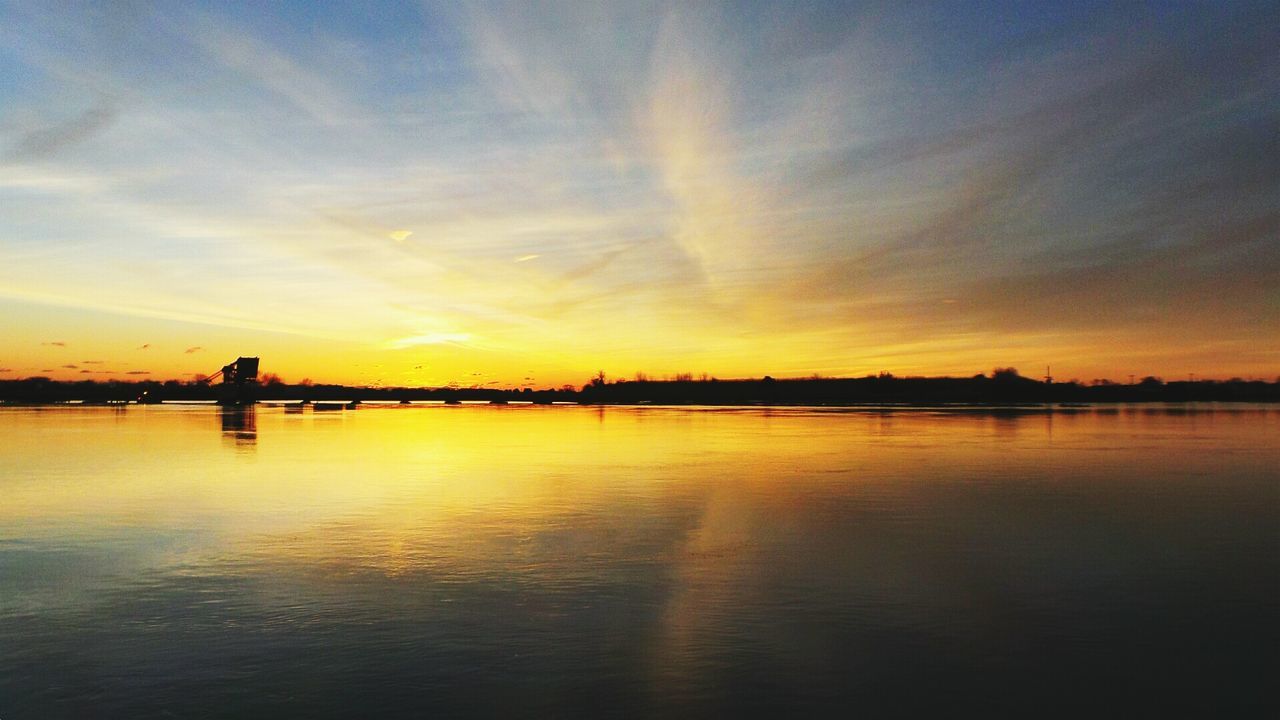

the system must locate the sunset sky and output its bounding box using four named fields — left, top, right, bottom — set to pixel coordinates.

left=2, top=1, right=1276, bottom=387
